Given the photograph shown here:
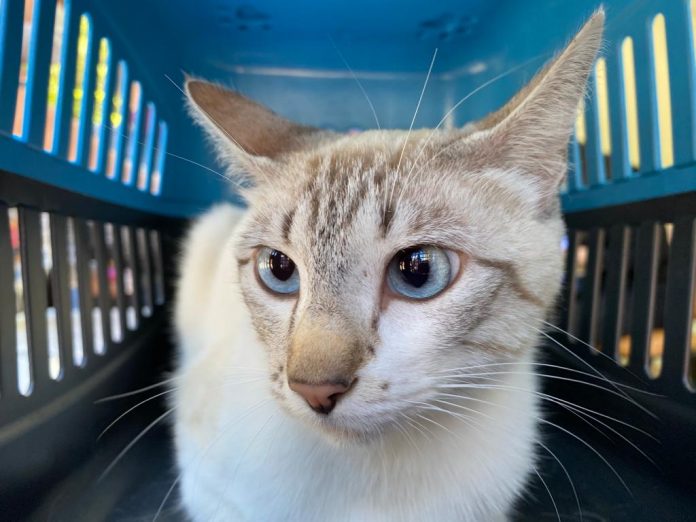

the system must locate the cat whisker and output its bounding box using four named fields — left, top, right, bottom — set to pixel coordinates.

left=103, top=123, right=239, bottom=186
left=95, top=376, right=180, bottom=403
left=540, top=416, right=632, bottom=495
left=436, top=374, right=649, bottom=407
left=329, top=37, right=381, bottom=130
left=439, top=369, right=659, bottom=397
left=400, top=411, right=435, bottom=442
left=409, top=390, right=626, bottom=513
left=436, top=383, right=656, bottom=443
left=434, top=382, right=641, bottom=490
left=532, top=327, right=657, bottom=419
left=536, top=439, right=582, bottom=522
left=532, top=466, right=562, bottom=522
left=385, top=47, right=438, bottom=219
left=437, top=361, right=658, bottom=397
left=97, top=389, right=176, bottom=441
left=538, top=319, right=649, bottom=384
left=468, top=378, right=653, bottom=462
left=408, top=392, right=579, bottom=520
left=390, top=415, right=423, bottom=457
left=394, top=52, right=549, bottom=211
left=412, top=397, right=569, bottom=521
left=98, top=406, right=176, bottom=482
